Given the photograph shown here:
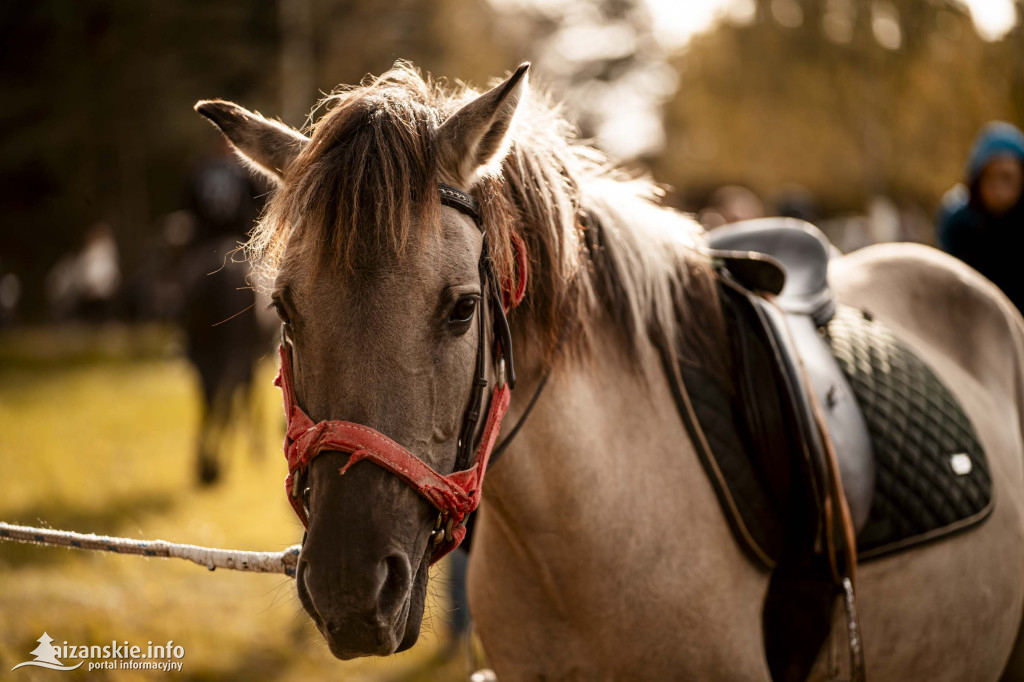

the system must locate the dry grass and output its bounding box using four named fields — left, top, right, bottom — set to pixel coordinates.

left=0, top=324, right=468, bottom=681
